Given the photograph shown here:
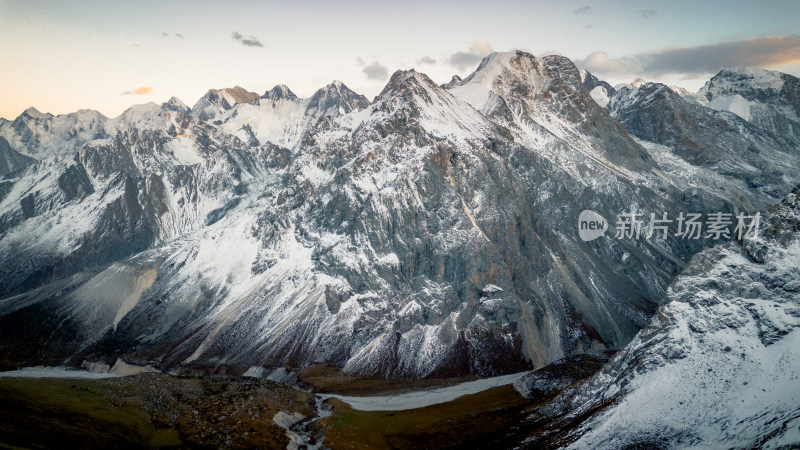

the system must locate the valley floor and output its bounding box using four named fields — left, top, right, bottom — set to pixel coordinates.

left=0, top=361, right=603, bottom=449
